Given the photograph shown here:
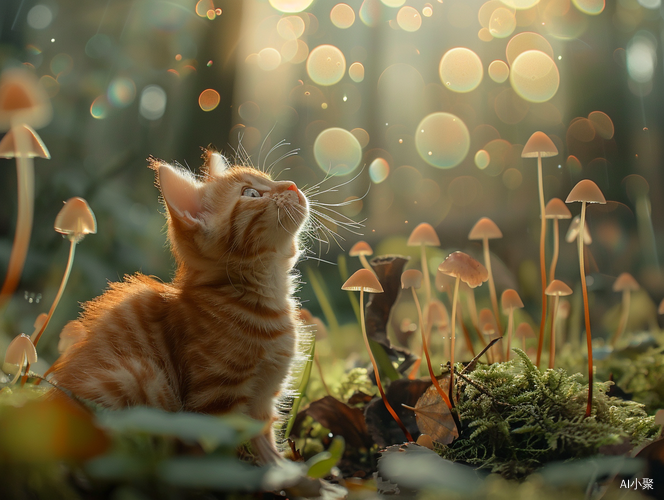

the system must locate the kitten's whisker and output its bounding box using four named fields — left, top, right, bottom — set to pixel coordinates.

left=267, top=149, right=299, bottom=178
left=258, top=124, right=279, bottom=172
left=303, top=166, right=366, bottom=197
left=308, top=209, right=364, bottom=233
left=262, top=139, right=289, bottom=173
